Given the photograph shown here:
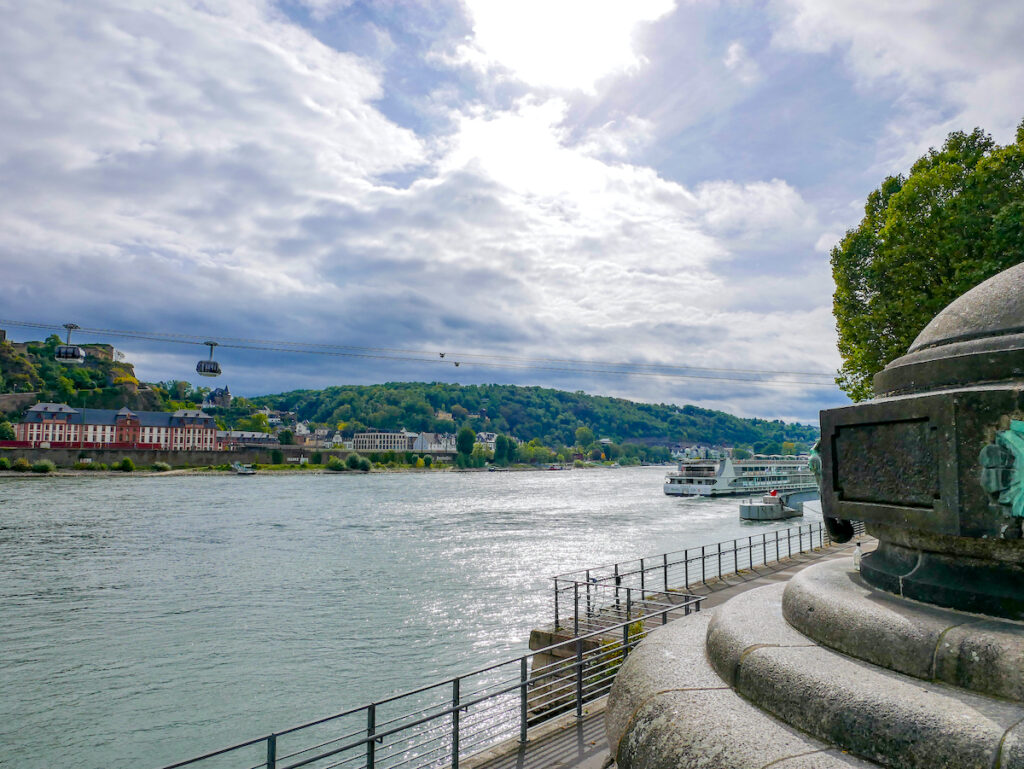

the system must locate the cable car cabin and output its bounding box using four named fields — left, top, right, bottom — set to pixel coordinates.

left=55, top=345, right=86, bottom=364
left=196, top=360, right=221, bottom=377
left=196, top=340, right=221, bottom=377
